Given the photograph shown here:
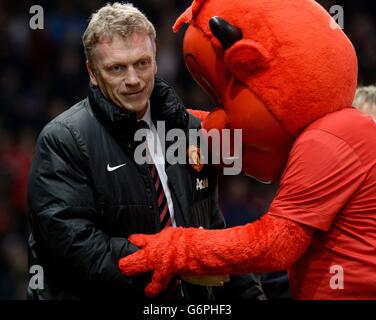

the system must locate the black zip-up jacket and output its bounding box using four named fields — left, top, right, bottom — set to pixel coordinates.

left=27, top=78, right=224, bottom=300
